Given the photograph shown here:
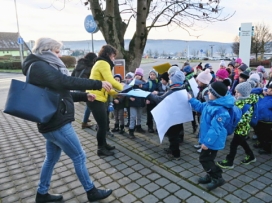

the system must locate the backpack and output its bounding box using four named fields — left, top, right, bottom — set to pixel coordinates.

left=225, top=105, right=242, bottom=136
